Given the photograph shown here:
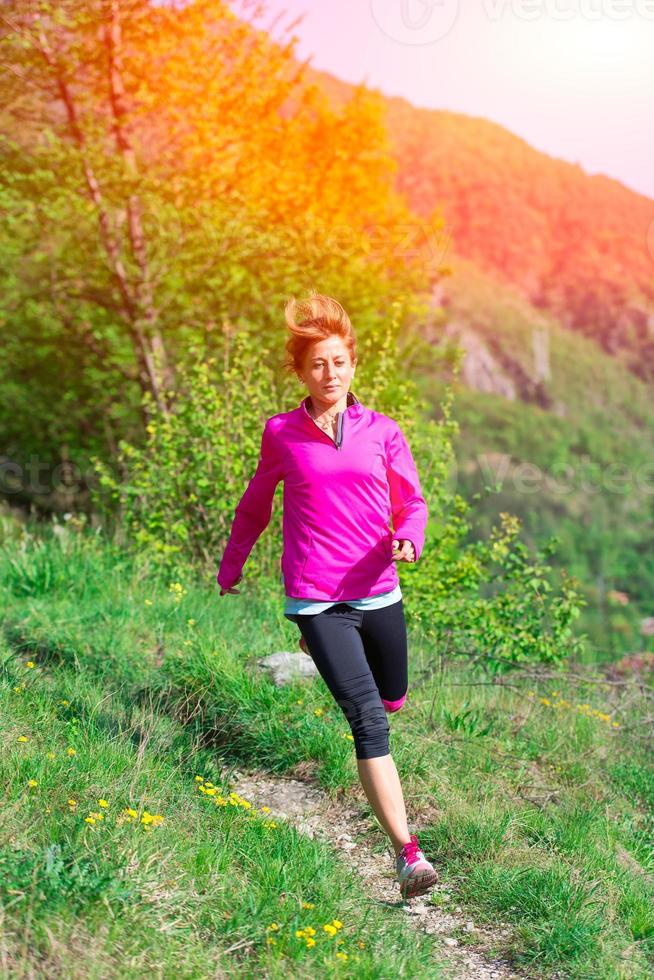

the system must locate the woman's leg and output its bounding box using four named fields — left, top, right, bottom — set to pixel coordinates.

left=292, top=603, right=393, bottom=760
left=356, top=600, right=411, bottom=856
left=356, top=755, right=412, bottom=857
left=292, top=601, right=413, bottom=856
